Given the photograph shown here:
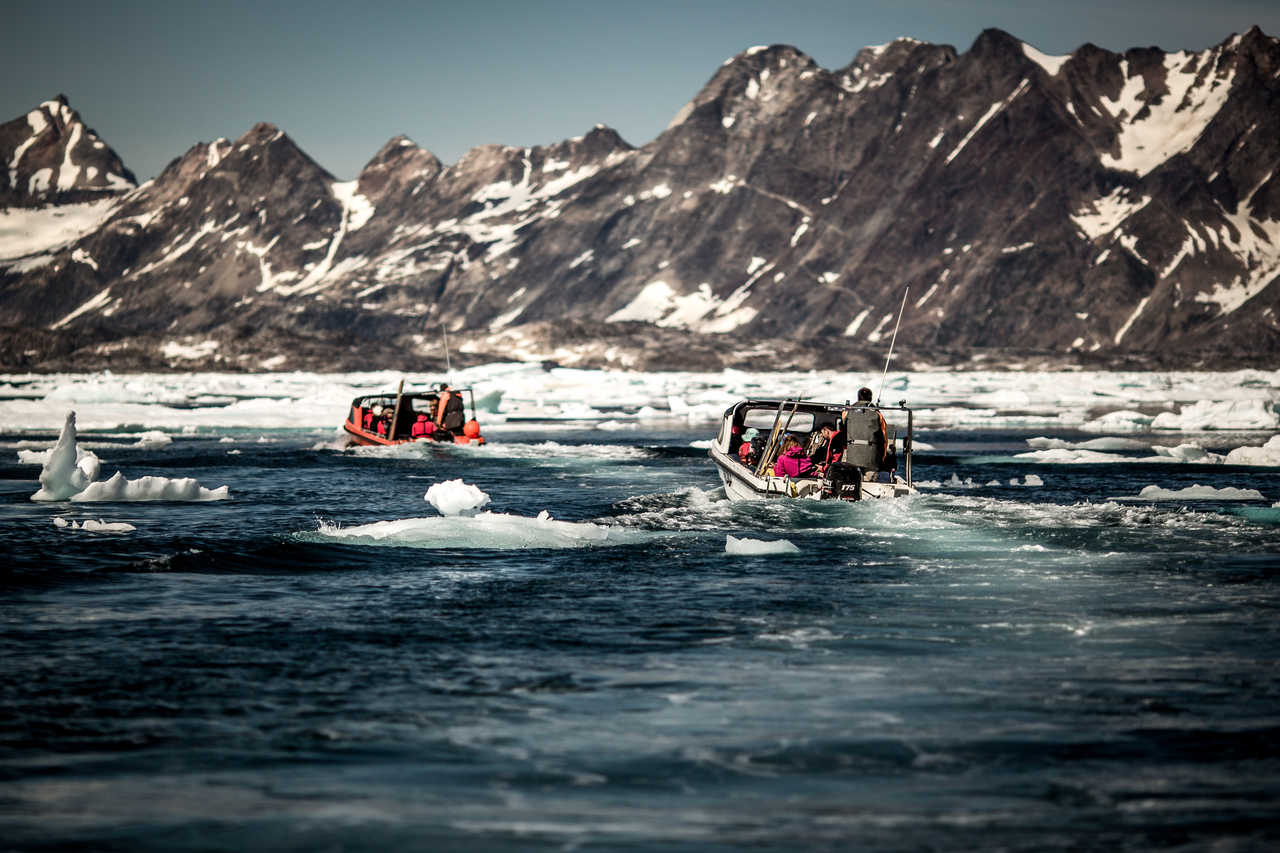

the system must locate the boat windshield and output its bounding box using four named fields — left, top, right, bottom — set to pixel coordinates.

left=742, top=409, right=814, bottom=432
